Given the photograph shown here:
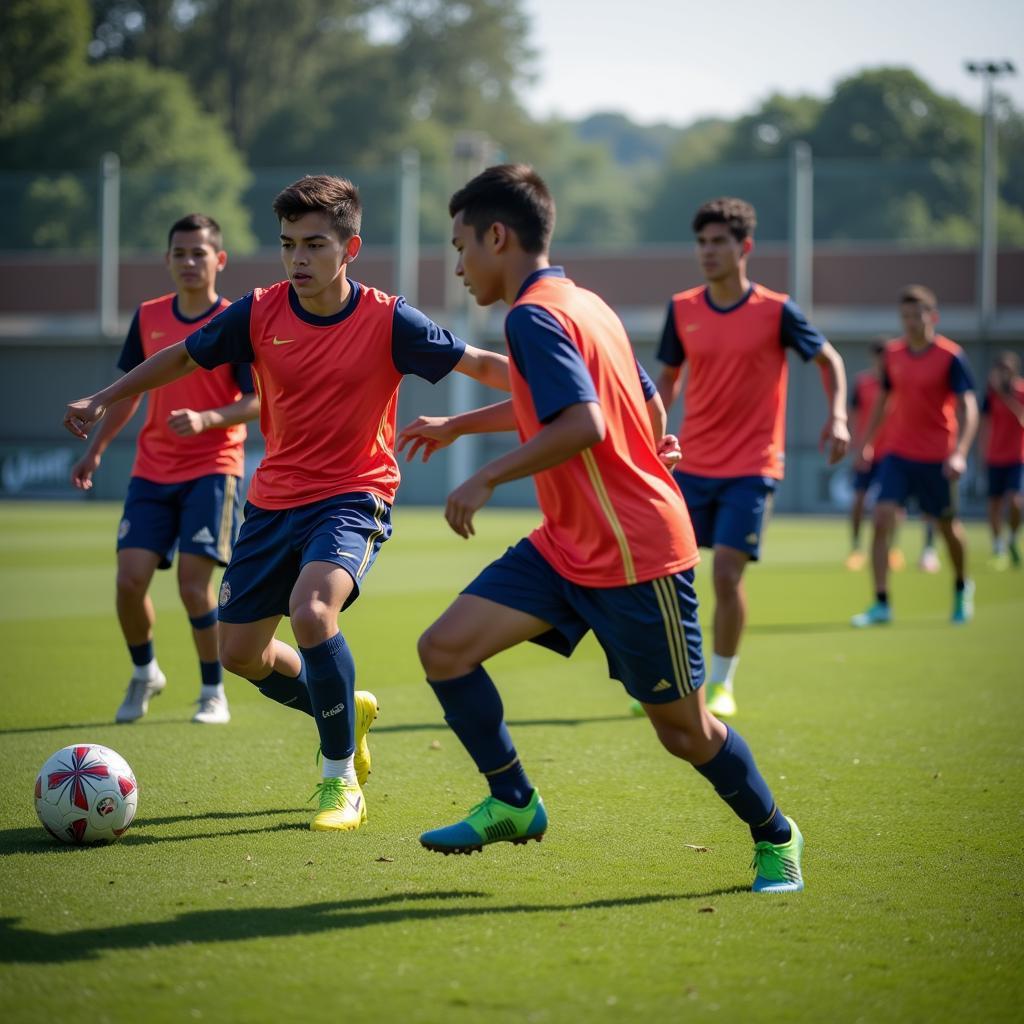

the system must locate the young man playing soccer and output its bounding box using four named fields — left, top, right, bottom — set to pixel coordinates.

left=64, top=175, right=511, bottom=832
left=851, top=285, right=978, bottom=627
left=70, top=213, right=258, bottom=726
left=399, top=164, right=804, bottom=893
left=980, top=351, right=1024, bottom=570
left=654, top=197, right=849, bottom=718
